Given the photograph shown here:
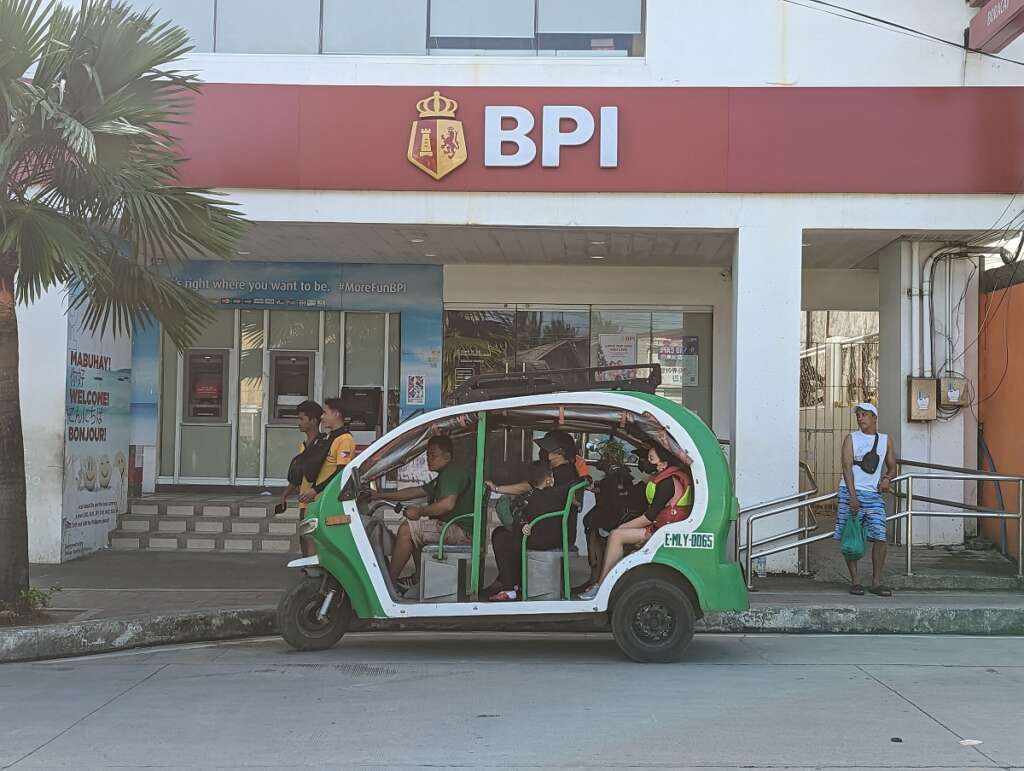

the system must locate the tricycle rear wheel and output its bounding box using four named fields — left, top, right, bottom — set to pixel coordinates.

left=278, top=577, right=352, bottom=651
left=611, top=576, right=695, bottom=663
